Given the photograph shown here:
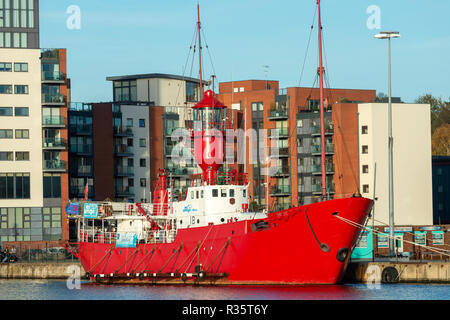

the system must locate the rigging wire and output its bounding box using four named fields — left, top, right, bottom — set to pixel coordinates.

left=298, top=5, right=317, bottom=87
